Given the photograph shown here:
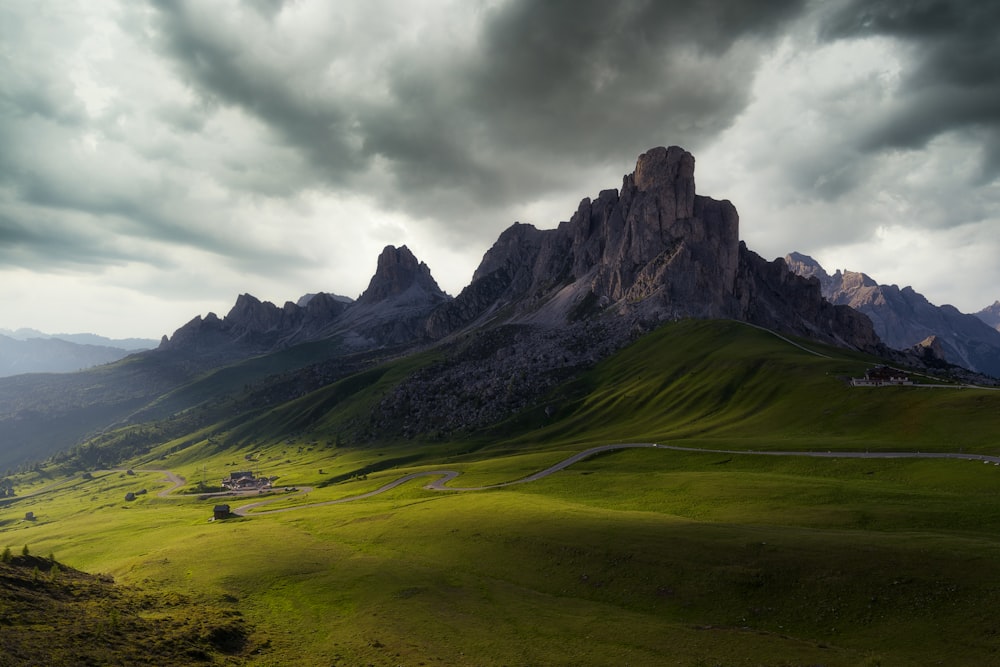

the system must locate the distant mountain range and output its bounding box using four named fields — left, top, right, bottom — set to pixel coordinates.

left=786, top=253, right=1000, bottom=377
left=0, top=328, right=157, bottom=350
left=0, top=330, right=158, bottom=378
